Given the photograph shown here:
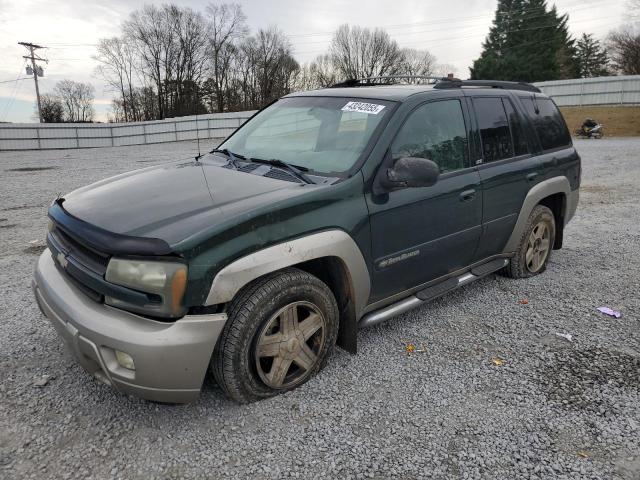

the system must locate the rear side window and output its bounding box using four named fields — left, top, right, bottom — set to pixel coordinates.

left=391, top=99, right=469, bottom=173
left=502, top=99, right=529, bottom=156
left=473, top=97, right=513, bottom=162
left=521, top=97, right=571, bottom=151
